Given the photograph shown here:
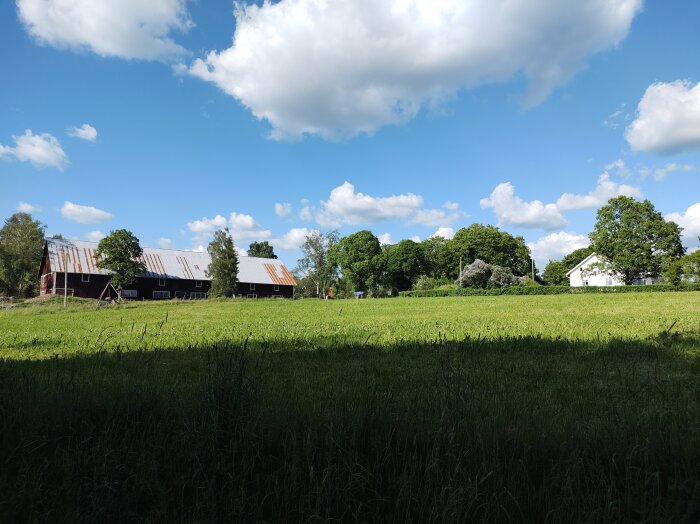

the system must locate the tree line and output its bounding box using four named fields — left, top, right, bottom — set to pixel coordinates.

left=0, top=195, right=697, bottom=299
